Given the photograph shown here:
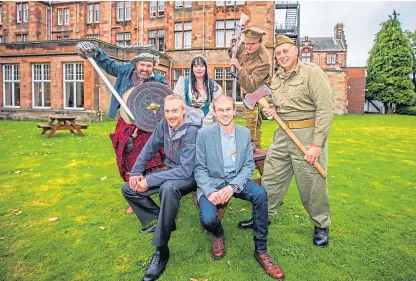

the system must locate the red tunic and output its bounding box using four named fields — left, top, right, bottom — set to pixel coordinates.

left=110, top=118, right=165, bottom=182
